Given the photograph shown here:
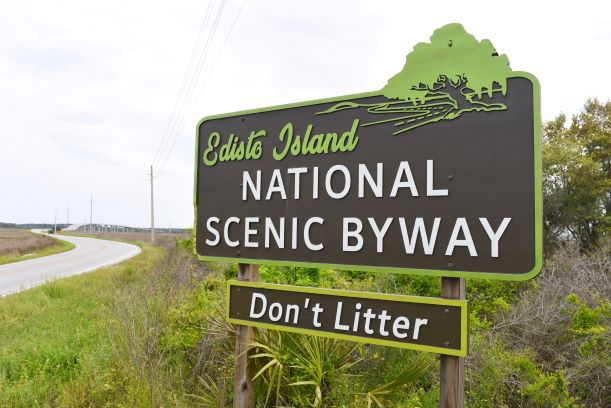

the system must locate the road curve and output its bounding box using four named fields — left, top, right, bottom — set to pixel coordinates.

left=0, top=235, right=141, bottom=296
